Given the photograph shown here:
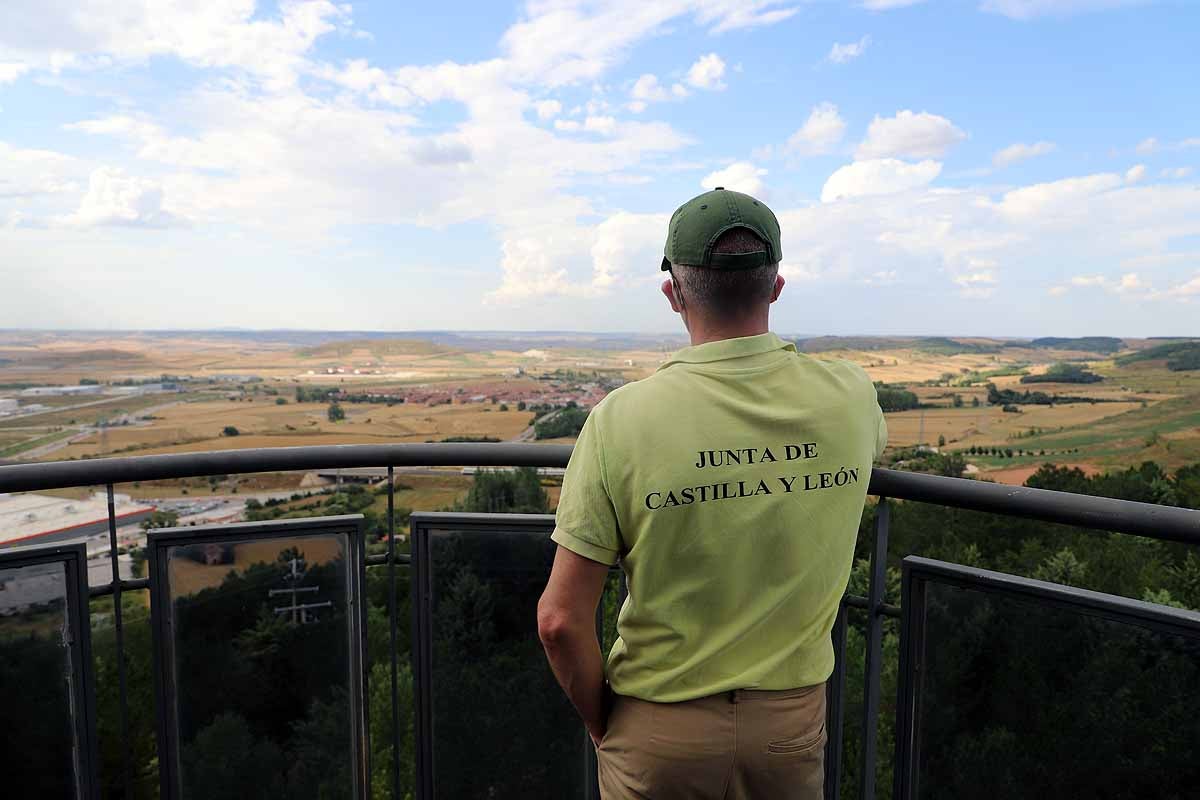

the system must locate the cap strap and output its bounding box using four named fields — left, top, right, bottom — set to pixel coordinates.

left=706, top=251, right=775, bottom=270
